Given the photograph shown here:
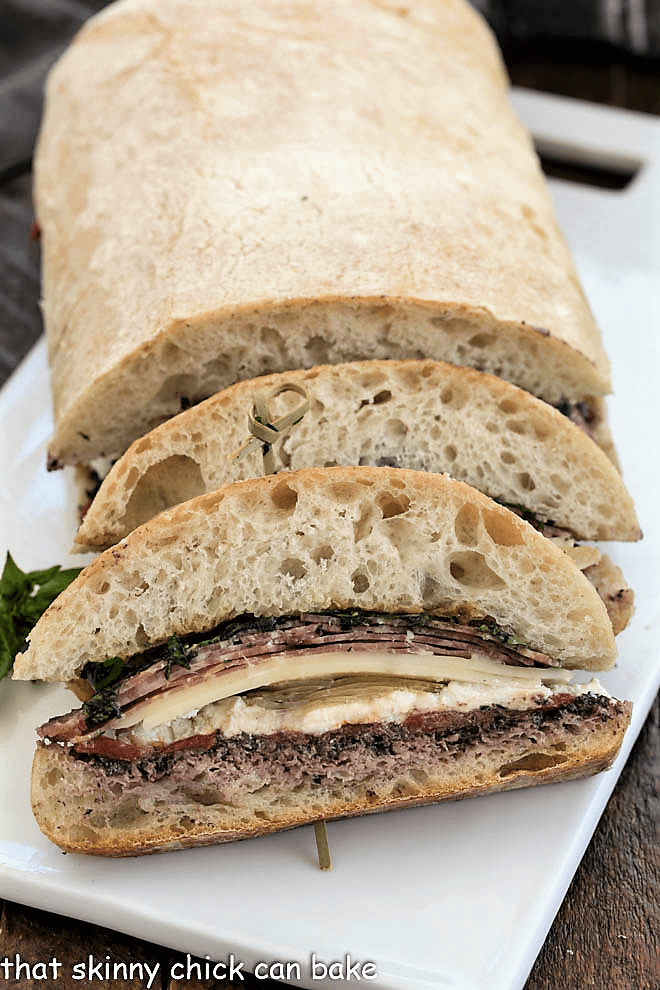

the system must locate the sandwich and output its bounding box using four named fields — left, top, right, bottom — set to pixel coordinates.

left=75, top=358, right=640, bottom=550
left=14, top=467, right=632, bottom=856
left=36, top=0, right=618, bottom=473
left=74, top=358, right=638, bottom=636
